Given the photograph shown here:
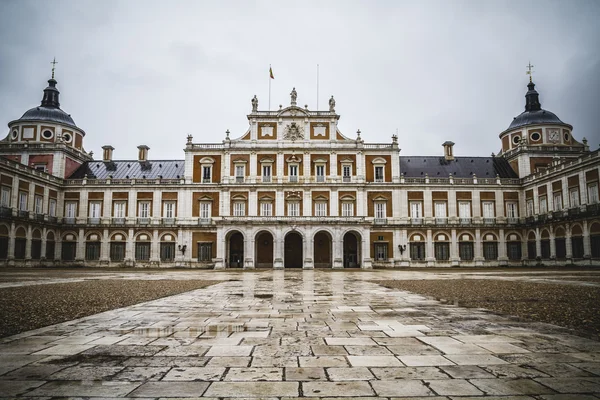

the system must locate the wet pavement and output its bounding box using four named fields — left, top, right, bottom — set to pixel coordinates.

left=1, top=268, right=600, bottom=399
